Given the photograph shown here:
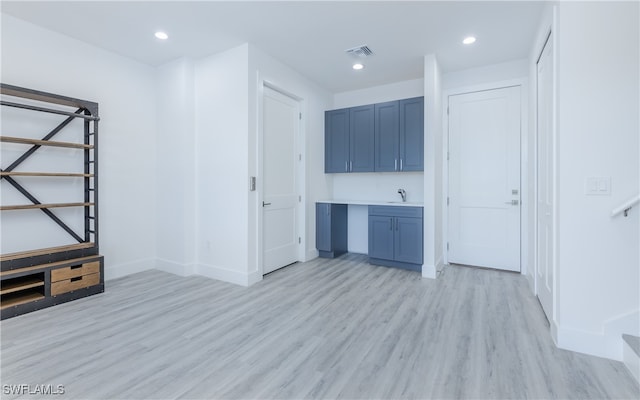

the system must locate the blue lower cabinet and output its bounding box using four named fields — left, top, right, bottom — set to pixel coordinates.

left=368, top=215, right=395, bottom=261
left=316, top=203, right=348, bottom=258
left=368, top=206, right=423, bottom=271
